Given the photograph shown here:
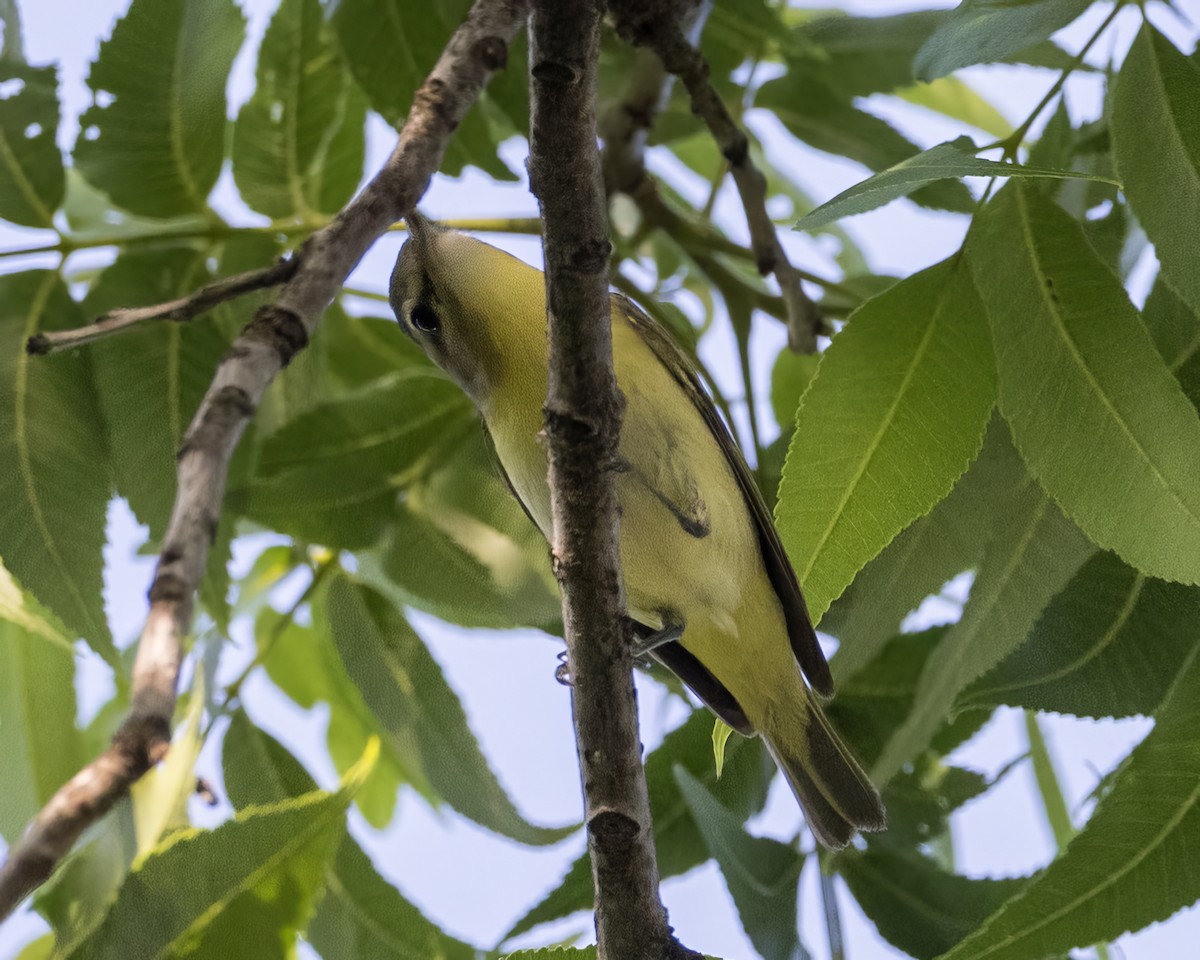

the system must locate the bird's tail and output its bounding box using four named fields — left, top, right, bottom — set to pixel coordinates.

left=758, top=689, right=886, bottom=849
